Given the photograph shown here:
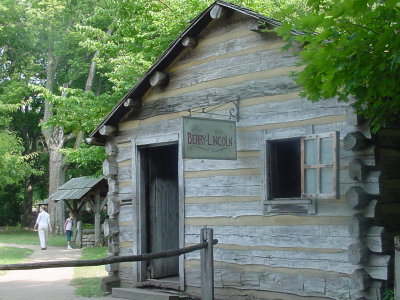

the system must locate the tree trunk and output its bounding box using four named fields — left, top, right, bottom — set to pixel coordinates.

left=48, top=129, right=66, bottom=235
left=42, top=50, right=66, bottom=235
left=22, top=177, right=33, bottom=228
